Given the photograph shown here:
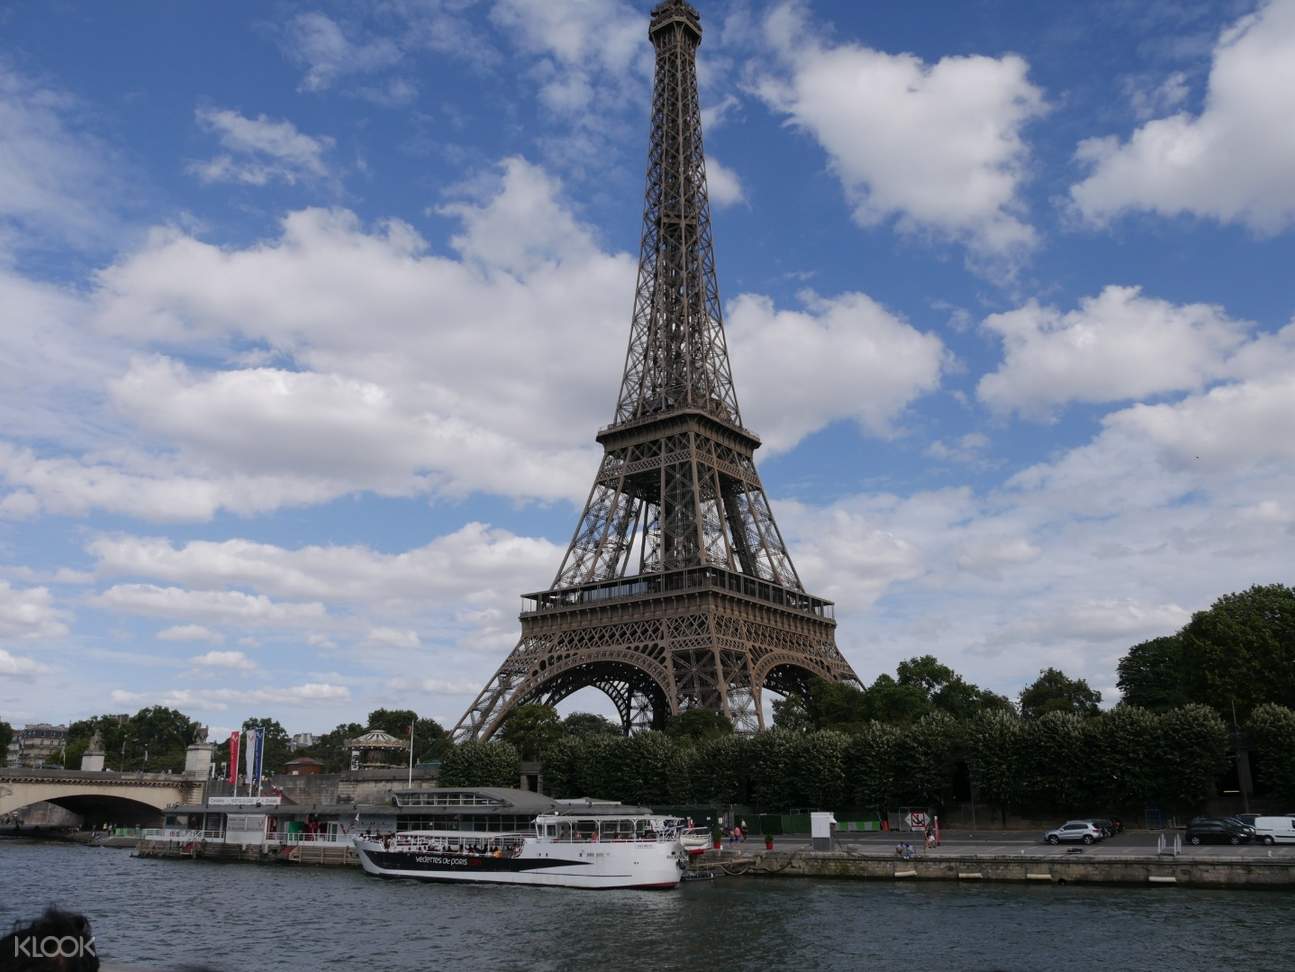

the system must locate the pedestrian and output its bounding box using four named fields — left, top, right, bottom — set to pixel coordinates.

left=740, top=818, right=748, bottom=842
left=924, top=824, right=936, bottom=850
